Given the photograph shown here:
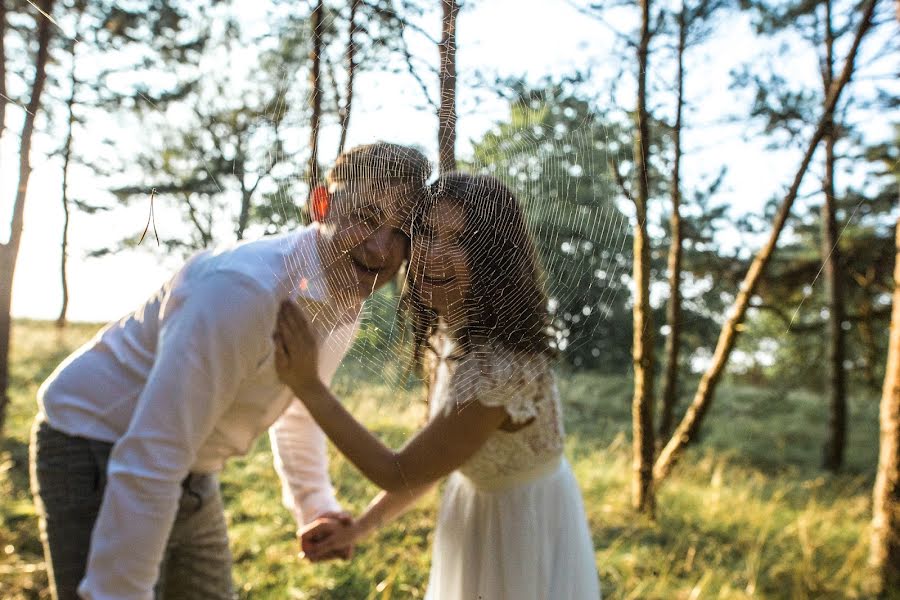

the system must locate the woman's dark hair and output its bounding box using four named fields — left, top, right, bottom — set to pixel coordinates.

left=403, top=172, right=554, bottom=373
